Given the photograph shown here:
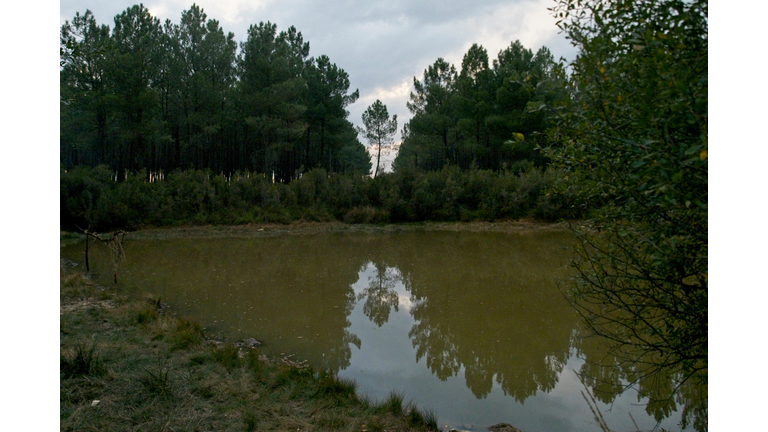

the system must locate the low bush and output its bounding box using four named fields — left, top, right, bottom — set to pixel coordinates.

left=61, top=165, right=584, bottom=231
